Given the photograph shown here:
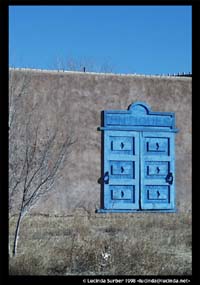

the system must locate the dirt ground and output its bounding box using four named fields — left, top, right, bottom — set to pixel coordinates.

left=9, top=210, right=192, bottom=275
